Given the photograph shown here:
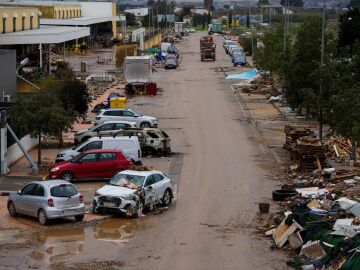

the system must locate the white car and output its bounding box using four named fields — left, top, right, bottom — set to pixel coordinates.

left=74, top=120, right=138, bottom=144
left=93, top=170, right=173, bottom=217
left=94, top=108, right=158, bottom=128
